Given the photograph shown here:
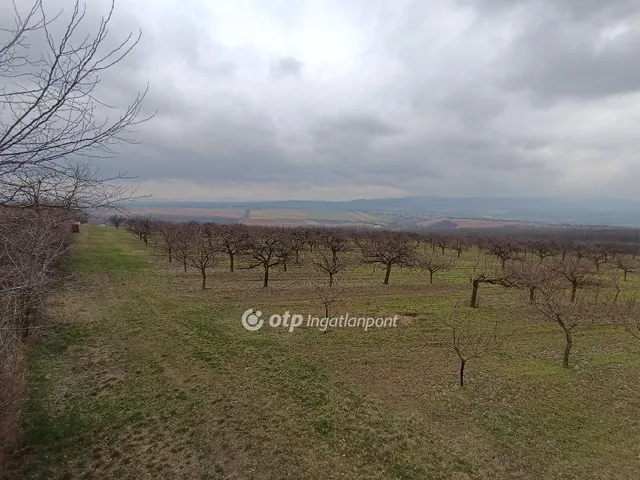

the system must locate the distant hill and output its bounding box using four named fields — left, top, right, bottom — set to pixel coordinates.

left=124, top=195, right=640, bottom=228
